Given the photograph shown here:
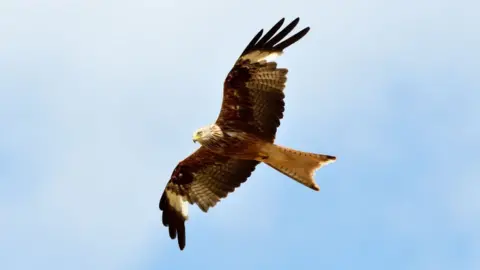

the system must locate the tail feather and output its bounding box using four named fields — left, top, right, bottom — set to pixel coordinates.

left=259, top=143, right=336, bottom=191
